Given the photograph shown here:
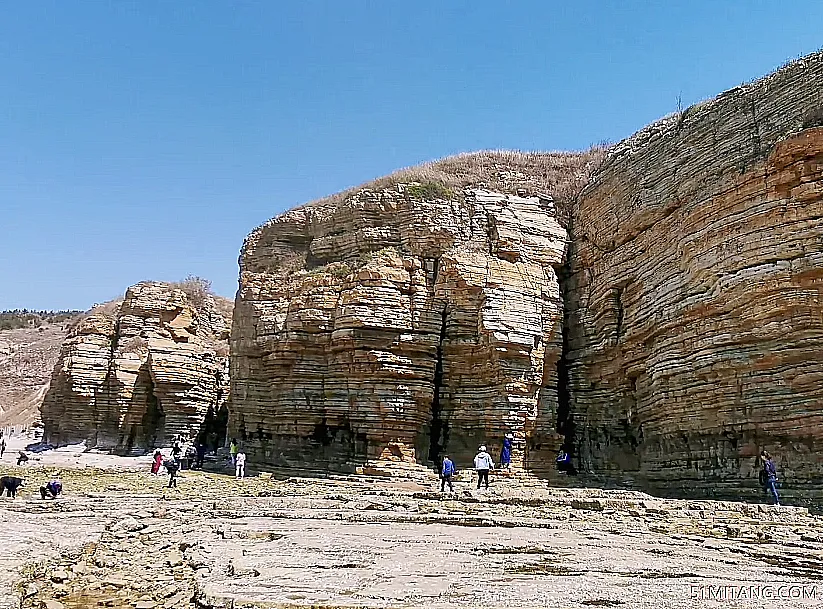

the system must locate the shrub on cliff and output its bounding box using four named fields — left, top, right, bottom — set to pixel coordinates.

left=171, top=275, right=212, bottom=310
